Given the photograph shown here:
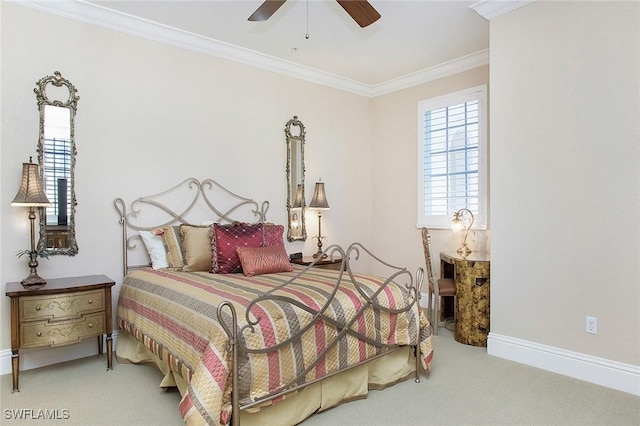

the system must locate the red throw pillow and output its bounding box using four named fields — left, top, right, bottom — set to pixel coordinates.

left=213, top=223, right=264, bottom=274
left=263, top=224, right=285, bottom=247
left=236, top=245, right=293, bottom=277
